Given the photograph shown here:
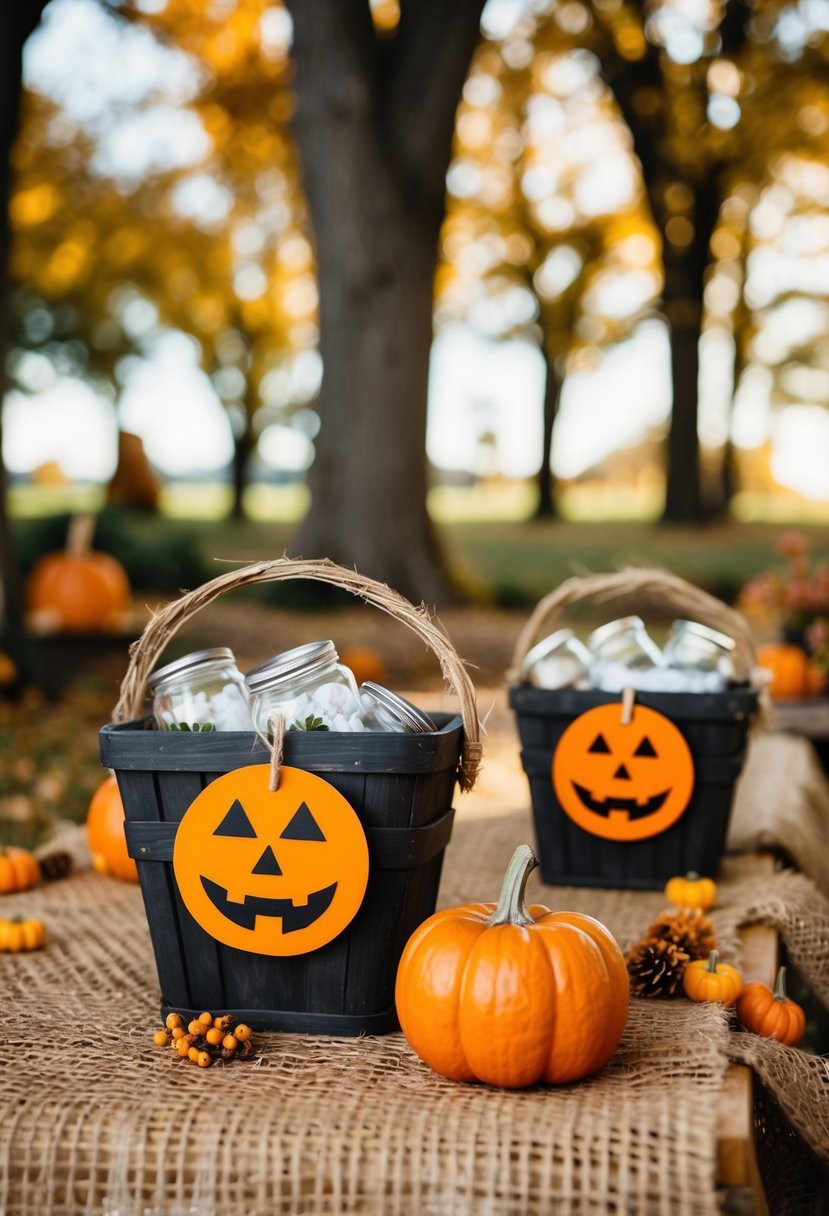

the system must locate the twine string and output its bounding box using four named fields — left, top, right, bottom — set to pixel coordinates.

left=265, top=712, right=285, bottom=792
